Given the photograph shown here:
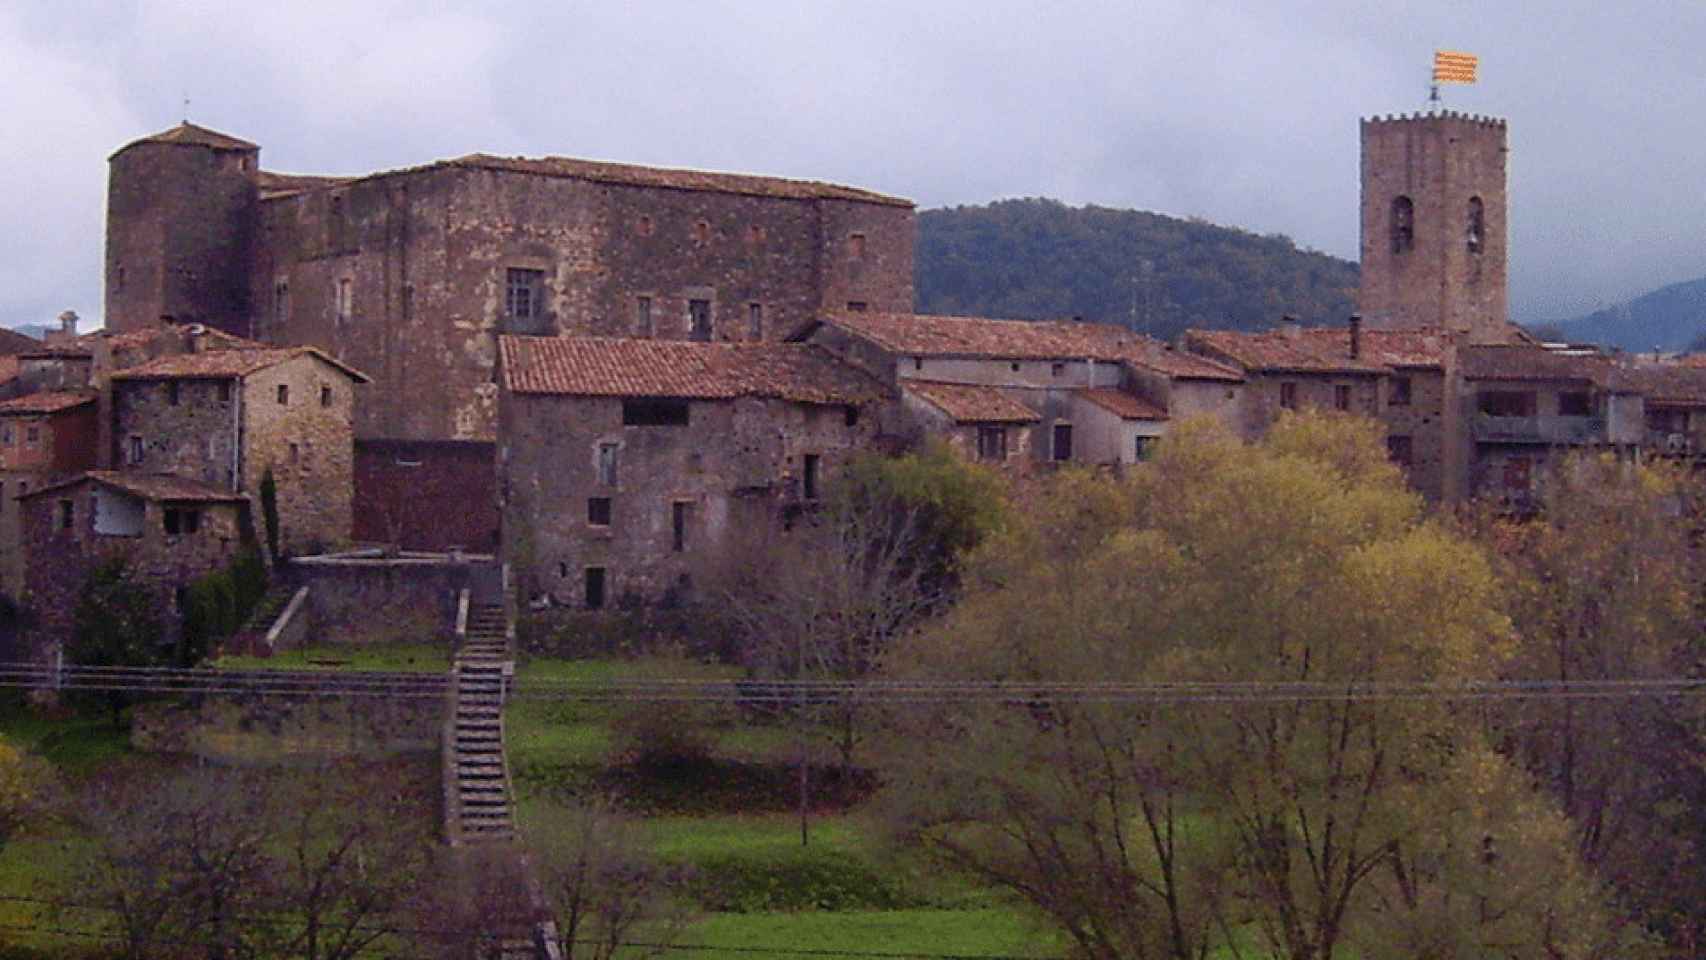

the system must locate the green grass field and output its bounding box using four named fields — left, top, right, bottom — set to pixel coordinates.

left=216, top=642, right=450, bottom=672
